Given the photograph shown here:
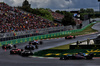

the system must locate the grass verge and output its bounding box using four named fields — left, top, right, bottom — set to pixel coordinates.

left=33, top=22, right=100, bottom=57
left=43, top=23, right=98, bottom=39
left=50, top=43, right=74, bottom=49
left=33, top=49, right=100, bottom=57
